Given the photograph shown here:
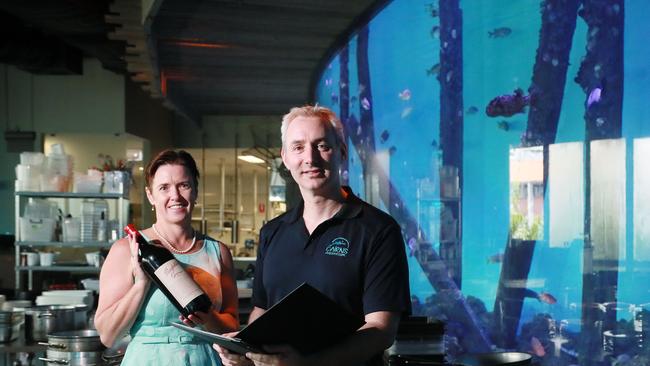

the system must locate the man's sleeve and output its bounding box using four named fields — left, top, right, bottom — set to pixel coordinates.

left=362, top=220, right=411, bottom=315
